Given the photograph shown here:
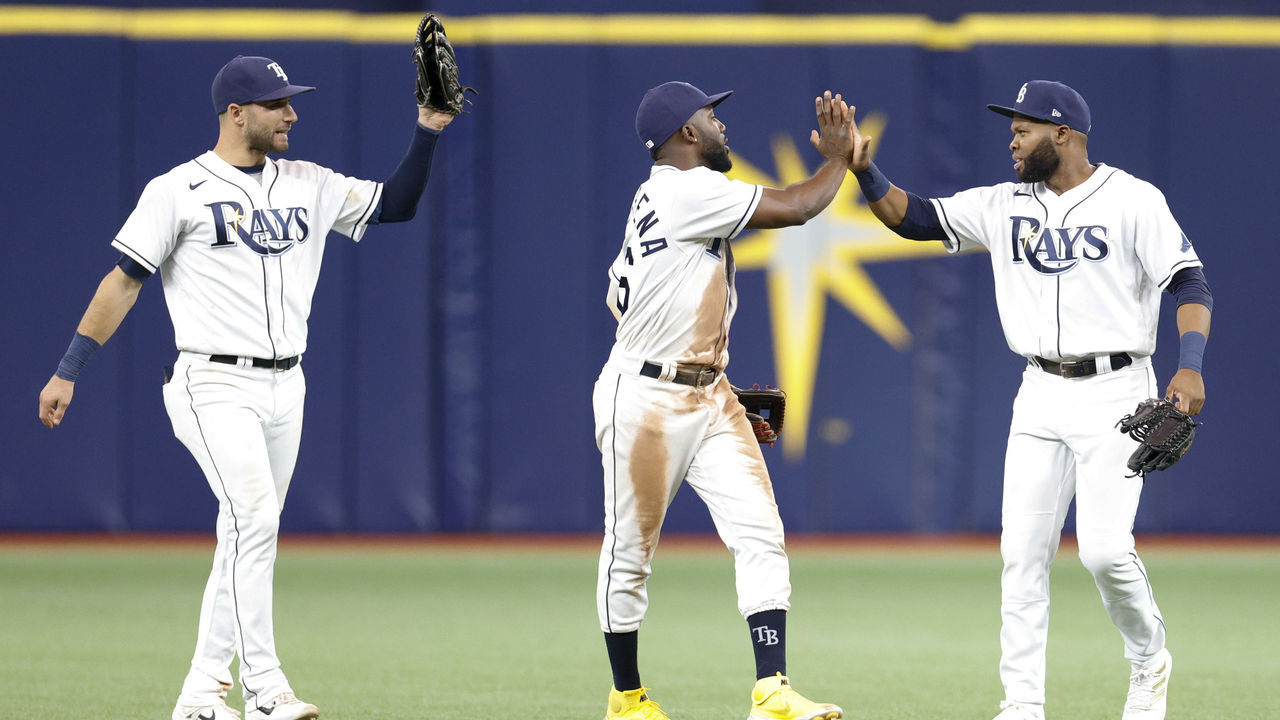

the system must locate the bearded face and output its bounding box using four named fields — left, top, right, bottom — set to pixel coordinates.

left=241, top=100, right=294, bottom=155
left=701, top=132, right=732, bottom=173
left=1017, top=135, right=1060, bottom=183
